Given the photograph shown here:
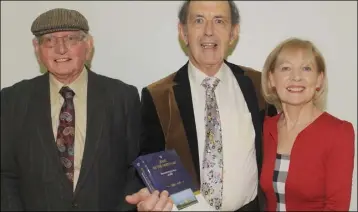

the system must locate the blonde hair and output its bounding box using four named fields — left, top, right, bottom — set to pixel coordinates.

left=261, top=37, right=327, bottom=112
